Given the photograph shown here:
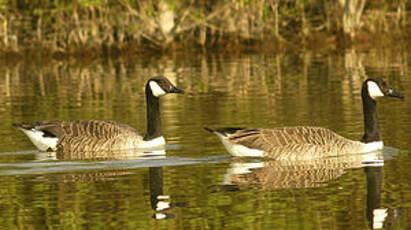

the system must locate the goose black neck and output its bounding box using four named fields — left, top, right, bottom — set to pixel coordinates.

left=361, top=85, right=381, bottom=143
left=144, top=88, right=162, bottom=141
